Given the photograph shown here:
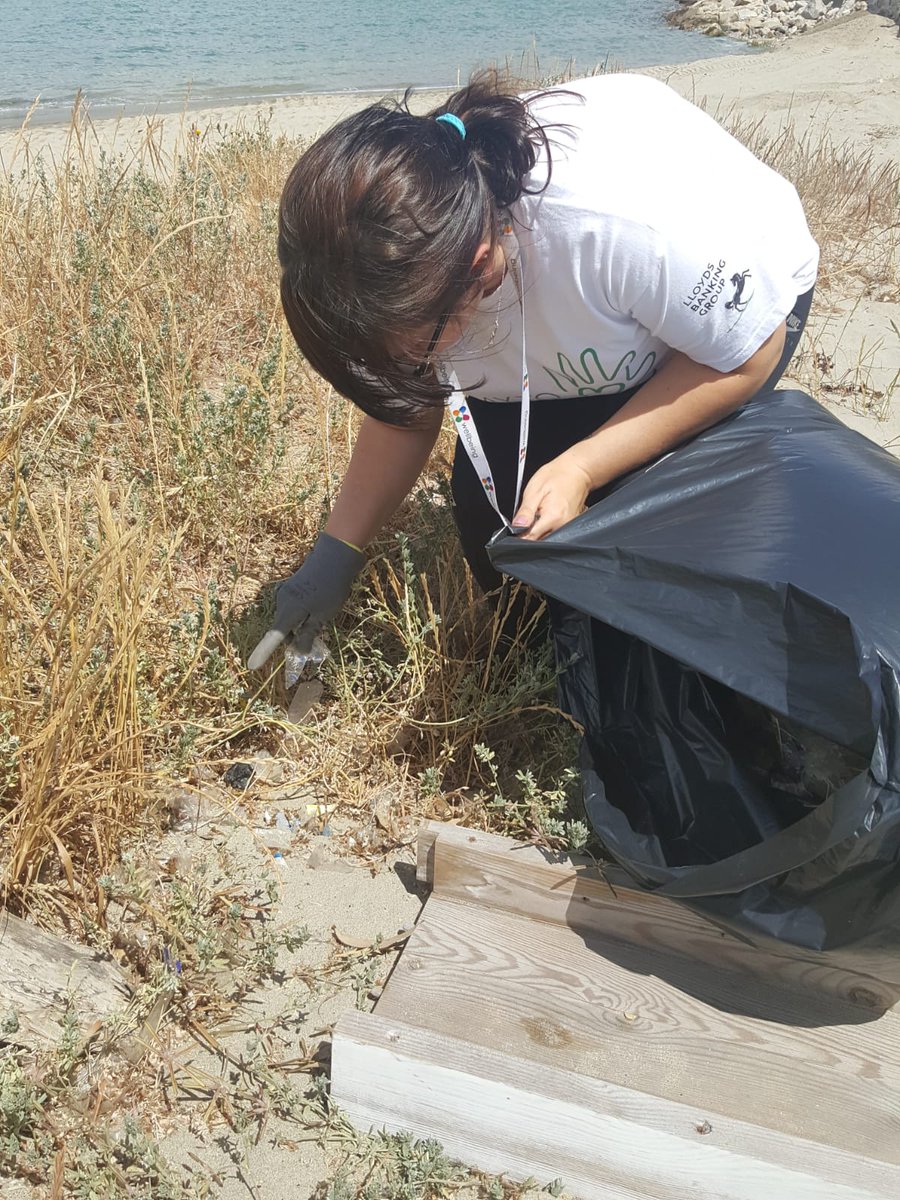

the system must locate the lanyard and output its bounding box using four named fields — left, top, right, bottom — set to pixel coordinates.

left=440, top=218, right=529, bottom=530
